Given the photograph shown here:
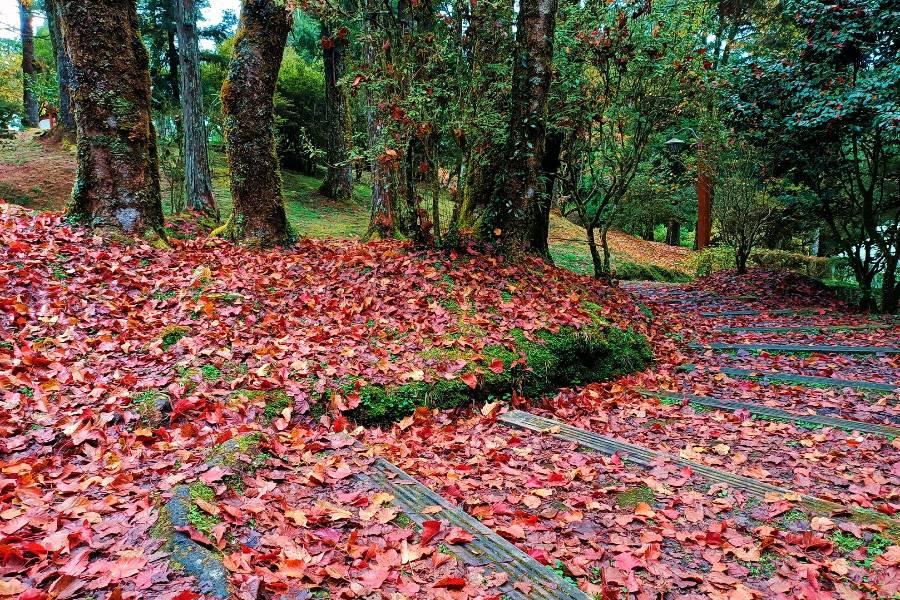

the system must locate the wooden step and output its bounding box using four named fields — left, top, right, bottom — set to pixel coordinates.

left=690, top=342, right=900, bottom=355
left=498, top=410, right=897, bottom=532
left=680, top=364, right=898, bottom=393
left=720, top=324, right=891, bottom=333
left=636, top=389, right=900, bottom=438
left=361, top=458, right=588, bottom=600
